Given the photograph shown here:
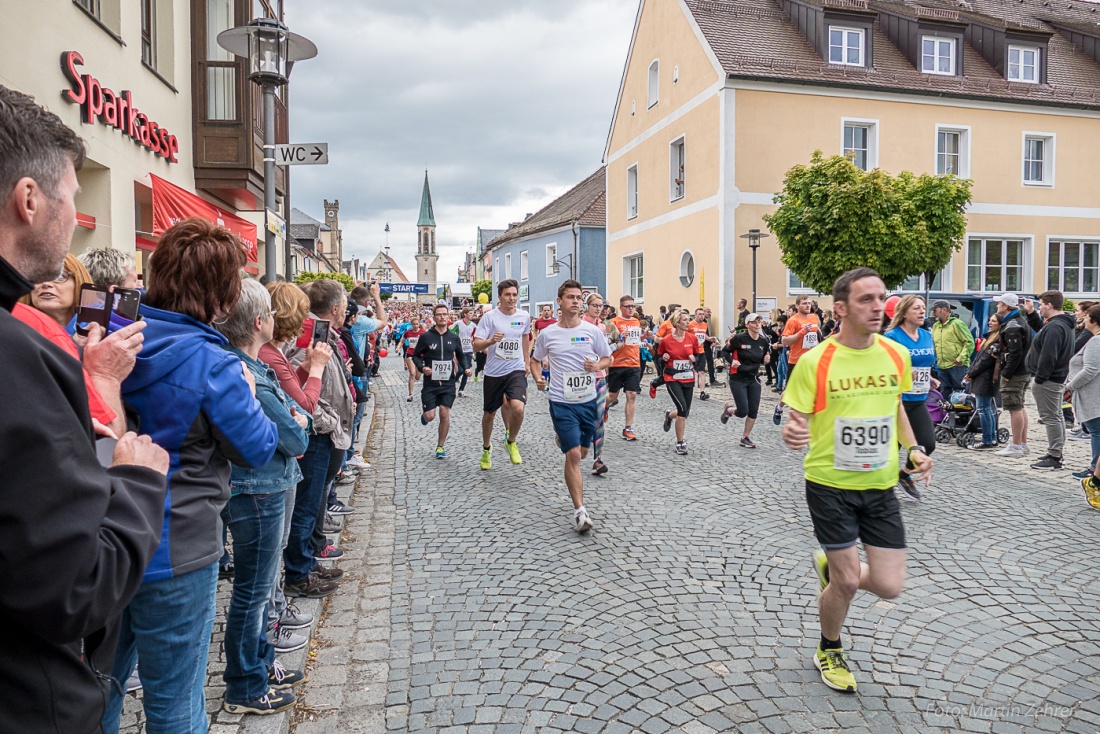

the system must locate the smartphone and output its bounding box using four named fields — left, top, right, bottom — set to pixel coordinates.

left=295, top=318, right=316, bottom=349
left=312, top=319, right=331, bottom=345
left=76, top=283, right=112, bottom=336
left=112, top=288, right=142, bottom=321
